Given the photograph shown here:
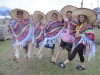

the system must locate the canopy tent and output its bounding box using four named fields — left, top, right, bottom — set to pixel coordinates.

left=0, top=6, right=12, bottom=18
